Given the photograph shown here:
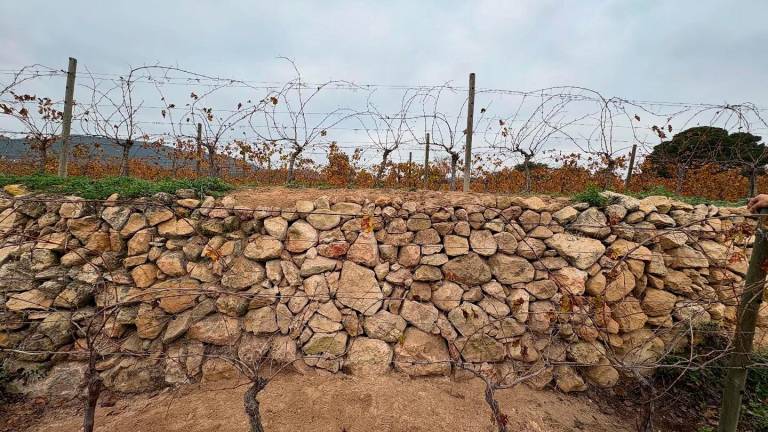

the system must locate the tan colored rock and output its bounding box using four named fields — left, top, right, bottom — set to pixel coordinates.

left=448, top=302, right=490, bottom=337
left=394, top=327, right=451, bottom=376
left=243, top=235, right=283, bottom=261
left=545, top=233, right=605, bottom=270
left=347, top=231, right=379, bottom=267
left=442, top=253, right=492, bottom=285
left=131, top=263, right=158, bottom=288
left=285, top=220, right=318, bottom=253
left=488, top=253, right=535, bottom=284
left=222, top=257, right=265, bottom=290
left=157, top=218, right=196, bottom=237
left=337, top=261, right=383, bottom=316
left=6, top=290, right=52, bottom=311
left=188, top=314, right=241, bottom=345
left=642, top=288, right=677, bottom=317
left=156, top=251, right=186, bottom=276
left=444, top=235, right=469, bottom=256
left=243, top=306, right=278, bottom=334
left=363, top=310, right=407, bottom=342
left=555, top=365, right=587, bottom=392
left=345, top=337, right=392, bottom=376
left=612, top=297, right=648, bottom=331
left=400, top=300, right=439, bottom=332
